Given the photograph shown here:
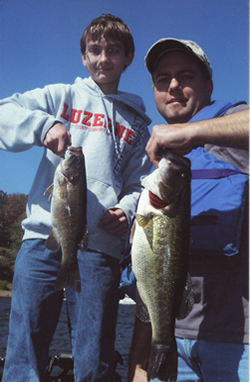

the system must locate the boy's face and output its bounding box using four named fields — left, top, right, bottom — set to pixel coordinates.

left=82, top=37, right=133, bottom=94
left=152, top=51, right=213, bottom=124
